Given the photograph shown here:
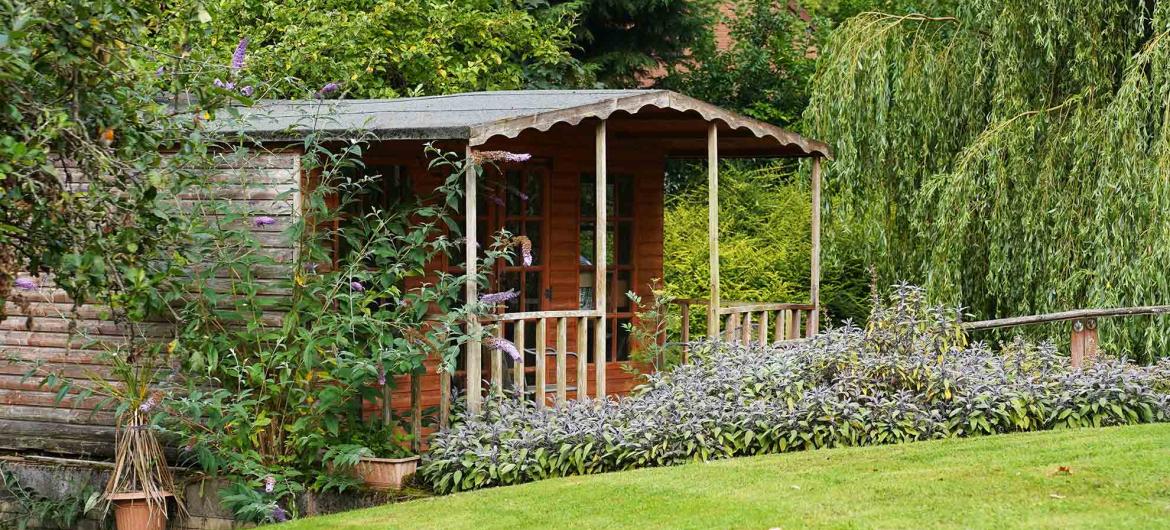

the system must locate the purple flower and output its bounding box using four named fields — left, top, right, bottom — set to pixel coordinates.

left=479, top=290, right=518, bottom=305
left=231, top=37, right=249, bottom=71
left=155, top=65, right=165, bottom=77
left=241, top=85, right=254, bottom=97
left=316, top=82, right=340, bottom=98
left=253, top=216, right=276, bottom=227
left=138, top=395, right=157, bottom=413
left=14, top=277, right=37, bottom=291
left=485, top=336, right=522, bottom=362
left=213, top=78, right=236, bottom=90
left=349, top=281, right=365, bottom=292
left=272, top=505, right=288, bottom=522
left=303, top=262, right=319, bottom=273
left=377, top=366, right=387, bottom=386
left=264, top=475, right=275, bottom=493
